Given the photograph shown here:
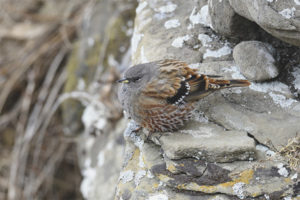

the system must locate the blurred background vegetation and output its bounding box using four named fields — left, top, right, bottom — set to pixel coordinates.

left=0, top=0, right=136, bottom=199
